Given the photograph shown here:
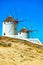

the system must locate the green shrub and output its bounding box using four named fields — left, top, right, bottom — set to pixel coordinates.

left=7, top=43, right=12, bottom=47
left=29, top=55, right=35, bottom=58
left=2, top=43, right=7, bottom=47
left=0, top=42, right=2, bottom=45
left=0, top=41, right=12, bottom=47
